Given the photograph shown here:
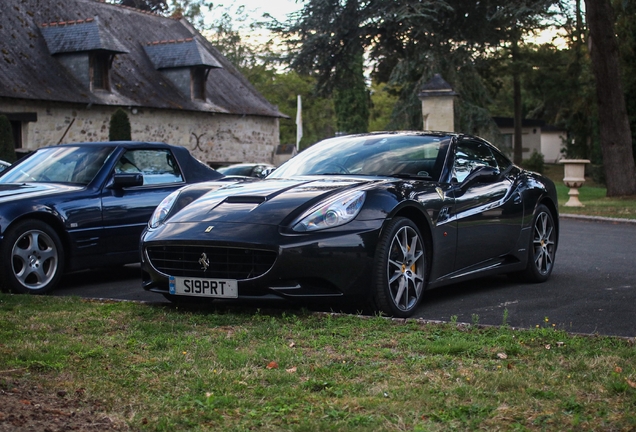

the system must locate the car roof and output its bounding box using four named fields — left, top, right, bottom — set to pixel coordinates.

left=52, top=141, right=177, bottom=150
